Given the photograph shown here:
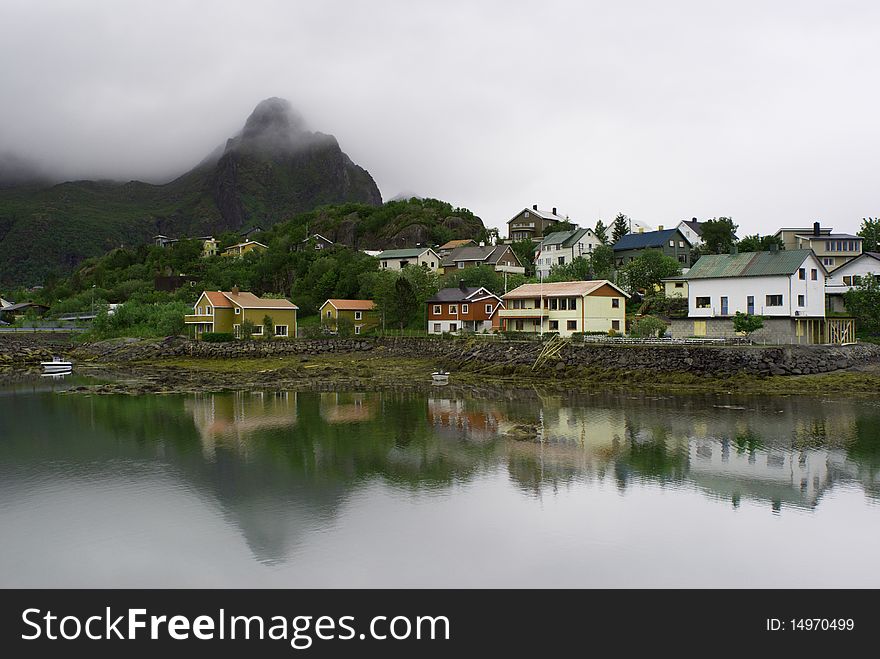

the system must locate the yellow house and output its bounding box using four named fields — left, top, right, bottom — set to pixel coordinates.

left=498, top=280, right=629, bottom=337
left=202, top=237, right=219, bottom=258
left=319, top=299, right=379, bottom=335
left=663, top=276, right=688, bottom=298
left=184, top=288, right=298, bottom=338
left=221, top=240, right=268, bottom=258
